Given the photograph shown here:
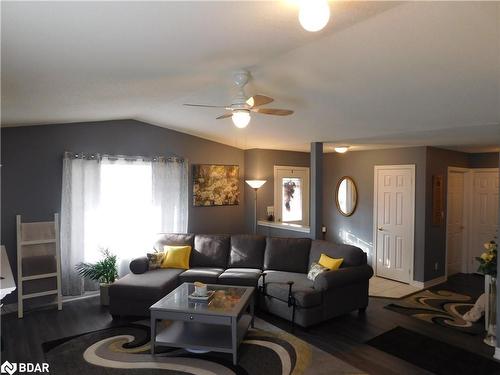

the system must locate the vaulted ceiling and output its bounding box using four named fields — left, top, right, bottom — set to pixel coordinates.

left=2, top=1, right=499, bottom=152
